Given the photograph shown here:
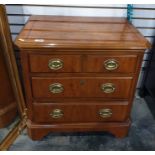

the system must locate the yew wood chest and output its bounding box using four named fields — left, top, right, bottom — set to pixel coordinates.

left=15, top=15, right=150, bottom=140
